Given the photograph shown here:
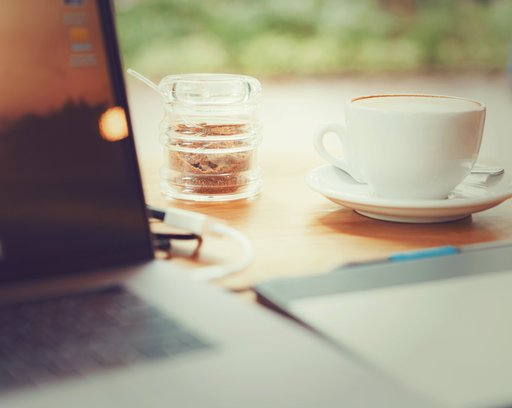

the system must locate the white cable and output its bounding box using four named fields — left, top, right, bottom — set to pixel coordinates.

left=162, top=207, right=254, bottom=281
left=163, top=207, right=210, bottom=236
